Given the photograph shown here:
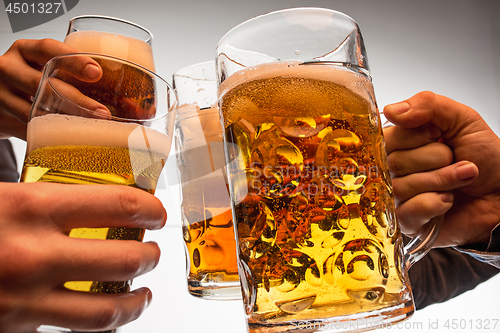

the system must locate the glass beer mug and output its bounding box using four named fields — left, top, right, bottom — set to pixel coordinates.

left=216, top=8, right=442, bottom=333
left=173, top=61, right=240, bottom=300
left=24, top=53, right=177, bottom=333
